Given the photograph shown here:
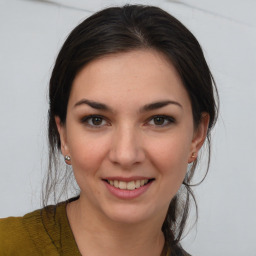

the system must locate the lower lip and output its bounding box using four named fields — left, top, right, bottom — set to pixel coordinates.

left=104, top=181, right=153, bottom=200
